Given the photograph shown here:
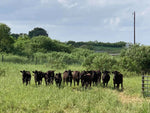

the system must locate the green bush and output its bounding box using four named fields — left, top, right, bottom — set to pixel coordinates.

left=83, top=53, right=117, bottom=71
left=120, top=44, right=150, bottom=73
